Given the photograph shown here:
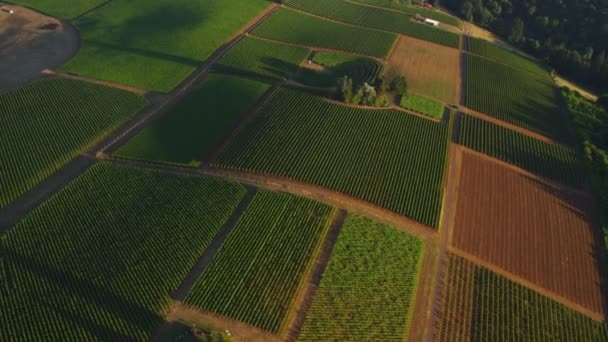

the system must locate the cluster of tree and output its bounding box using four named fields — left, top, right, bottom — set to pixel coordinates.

left=339, top=75, right=407, bottom=107
left=442, top=0, right=608, bottom=92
